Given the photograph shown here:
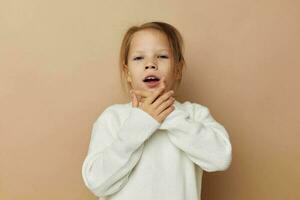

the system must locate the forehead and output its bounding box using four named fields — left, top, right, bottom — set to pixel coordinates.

left=129, top=29, right=170, bottom=52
